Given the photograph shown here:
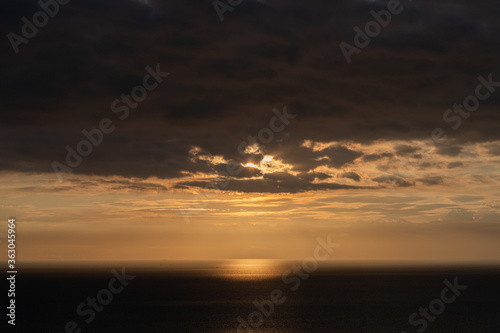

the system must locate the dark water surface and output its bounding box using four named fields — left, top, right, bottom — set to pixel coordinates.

left=13, top=262, right=500, bottom=332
